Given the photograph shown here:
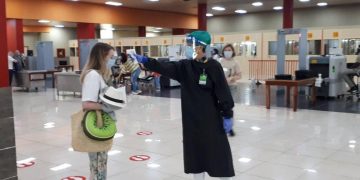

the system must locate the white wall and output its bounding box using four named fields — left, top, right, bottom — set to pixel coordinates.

left=24, top=32, right=40, bottom=56
left=39, top=27, right=77, bottom=57
left=208, top=4, right=360, bottom=33
left=24, top=27, right=76, bottom=57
